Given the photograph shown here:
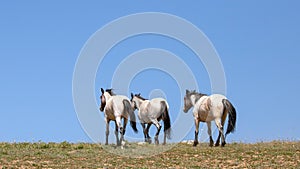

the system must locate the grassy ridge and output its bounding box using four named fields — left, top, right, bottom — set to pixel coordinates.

left=0, top=141, right=299, bottom=168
